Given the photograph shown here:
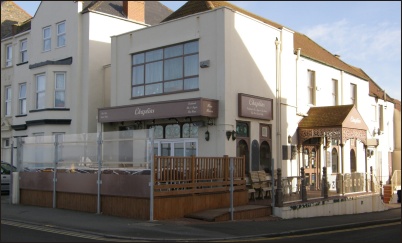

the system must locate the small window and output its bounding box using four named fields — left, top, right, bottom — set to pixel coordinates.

left=307, top=70, right=315, bottom=105
left=55, top=73, right=65, bottom=107
left=57, top=22, right=66, bottom=47
left=5, top=44, right=12, bottom=67
left=2, top=138, right=10, bottom=148
left=19, top=83, right=27, bottom=115
left=5, top=86, right=12, bottom=116
left=331, top=79, right=338, bottom=106
left=350, top=83, right=357, bottom=106
left=20, top=39, right=28, bottom=63
left=43, top=26, right=51, bottom=51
